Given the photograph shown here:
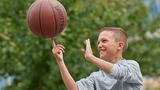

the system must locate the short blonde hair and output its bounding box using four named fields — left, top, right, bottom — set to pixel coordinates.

left=98, top=27, right=128, bottom=53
